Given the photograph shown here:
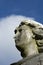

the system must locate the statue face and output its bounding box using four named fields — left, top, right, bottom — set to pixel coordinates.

left=14, top=24, right=33, bottom=47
